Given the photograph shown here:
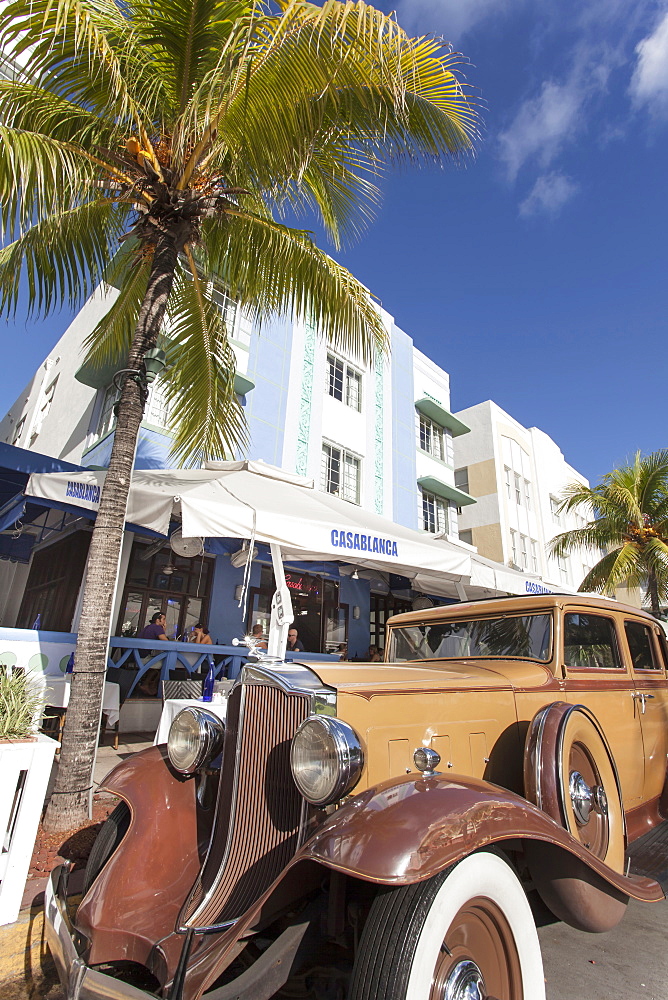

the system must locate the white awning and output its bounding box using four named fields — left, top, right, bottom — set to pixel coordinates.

left=25, top=461, right=571, bottom=599
left=25, top=461, right=471, bottom=592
